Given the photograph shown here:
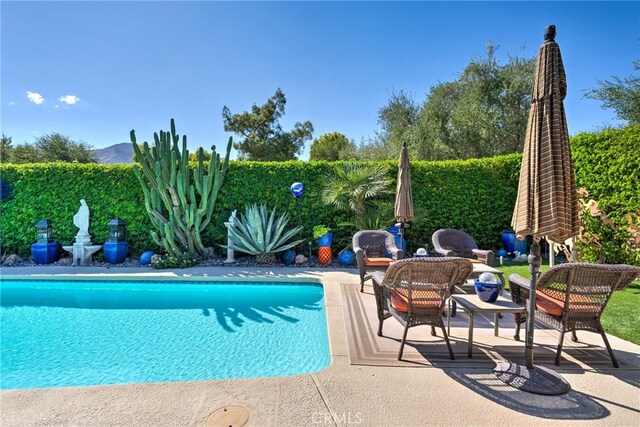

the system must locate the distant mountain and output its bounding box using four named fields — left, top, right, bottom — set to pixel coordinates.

left=94, top=143, right=134, bottom=164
